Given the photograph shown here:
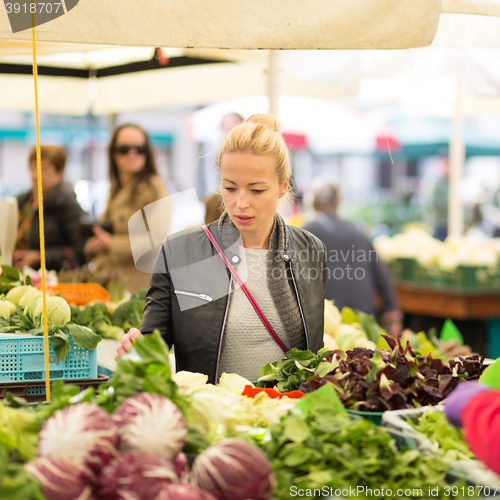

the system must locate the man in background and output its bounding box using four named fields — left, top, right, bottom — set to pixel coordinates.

left=303, top=182, right=403, bottom=336
left=427, top=158, right=449, bottom=241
